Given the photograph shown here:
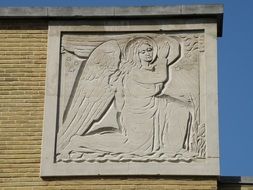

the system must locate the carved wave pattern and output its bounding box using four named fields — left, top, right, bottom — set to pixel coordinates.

left=59, top=152, right=195, bottom=163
